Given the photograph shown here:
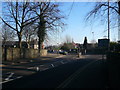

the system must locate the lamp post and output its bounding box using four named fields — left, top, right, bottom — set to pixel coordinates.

left=92, top=32, right=95, bottom=48
left=57, top=43, right=59, bottom=54
left=118, top=1, right=120, bottom=42
left=108, top=0, right=110, bottom=51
